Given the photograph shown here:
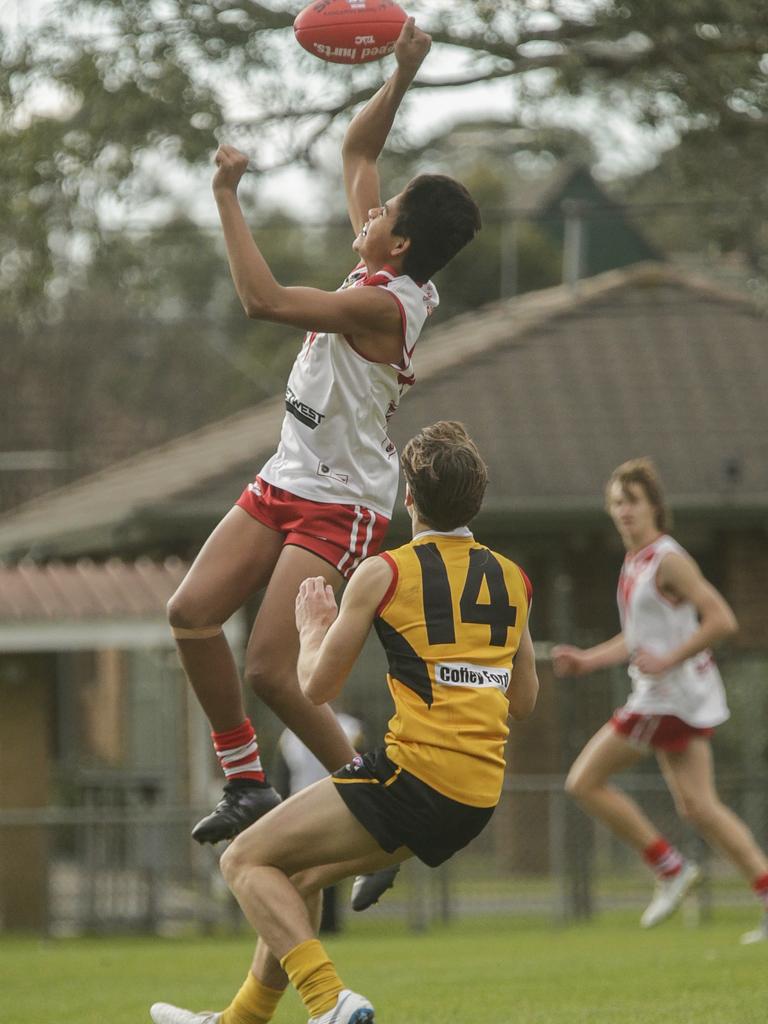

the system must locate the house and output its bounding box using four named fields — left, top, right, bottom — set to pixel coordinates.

left=2, top=262, right=767, bottom=926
